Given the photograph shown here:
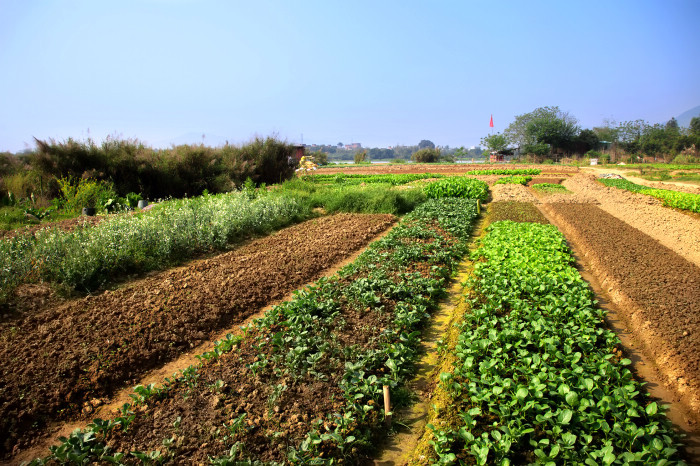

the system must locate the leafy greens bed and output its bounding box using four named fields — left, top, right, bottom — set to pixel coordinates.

left=598, top=178, right=700, bottom=213
left=428, top=221, right=685, bottom=465
left=301, top=173, right=445, bottom=185
left=466, top=169, right=541, bottom=176
left=30, top=198, right=481, bottom=465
